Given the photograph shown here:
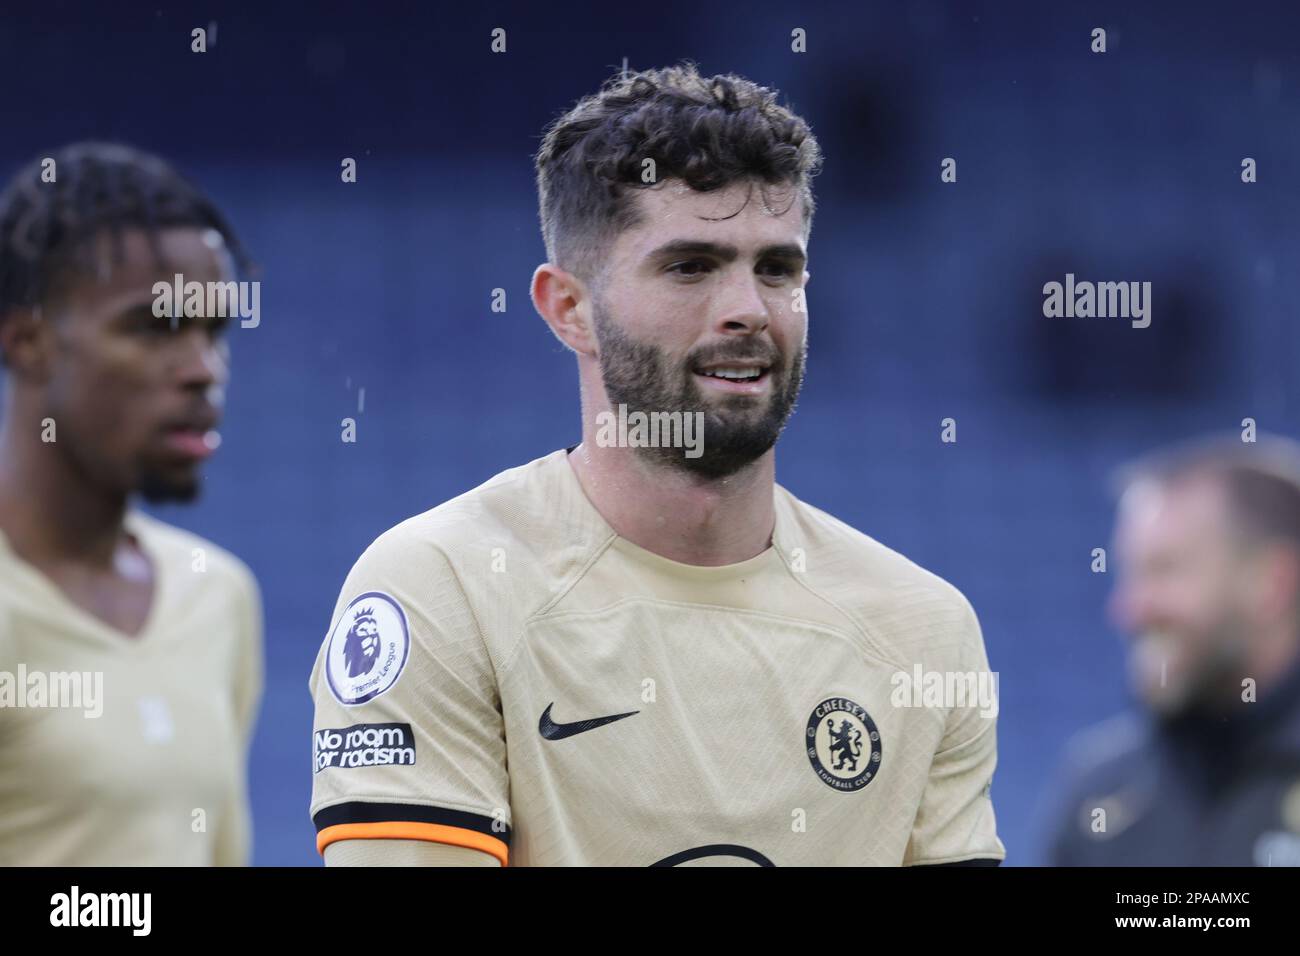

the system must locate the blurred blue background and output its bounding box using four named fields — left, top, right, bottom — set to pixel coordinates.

left=3, top=0, right=1298, bottom=864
